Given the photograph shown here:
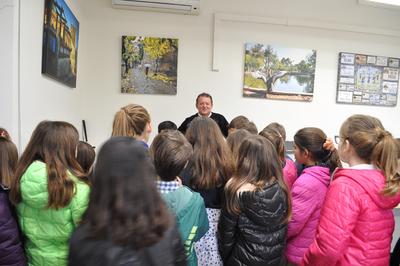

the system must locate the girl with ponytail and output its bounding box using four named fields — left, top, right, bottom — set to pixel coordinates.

left=112, top=104, right=152, bottom=147
left=303, top=114, right=400, bottom=265
left=285, top=127, right=341, bottom=265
